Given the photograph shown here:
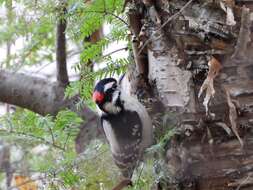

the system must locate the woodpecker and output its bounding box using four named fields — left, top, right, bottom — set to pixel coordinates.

left=93, top=78, right=153, bottom=180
